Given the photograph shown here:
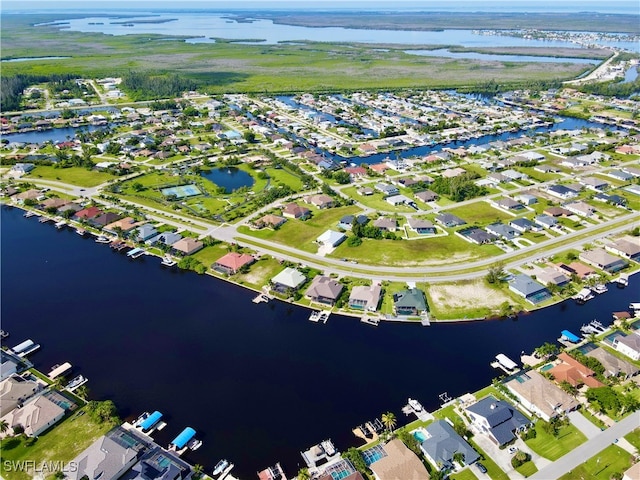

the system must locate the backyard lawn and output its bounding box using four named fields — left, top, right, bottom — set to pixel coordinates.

left=0, top=408, right=114, bottom=480
left=525, top=421, right=587, bottom=460
left=447, top=201, right=516, bottom=225
left=558, top=445, right=633, bottom=480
